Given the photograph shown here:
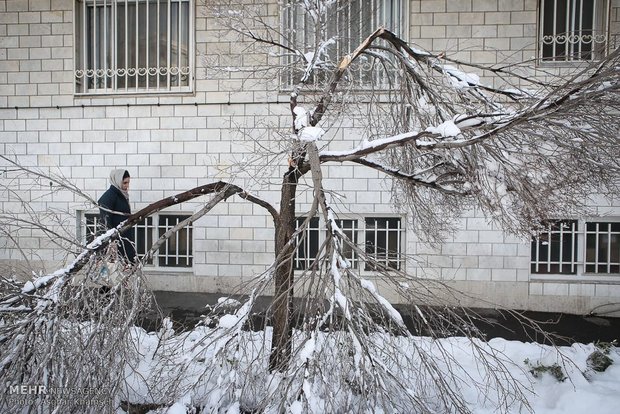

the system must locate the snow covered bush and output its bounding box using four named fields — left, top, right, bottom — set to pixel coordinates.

left=0, top=259, right=152, bottom=414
